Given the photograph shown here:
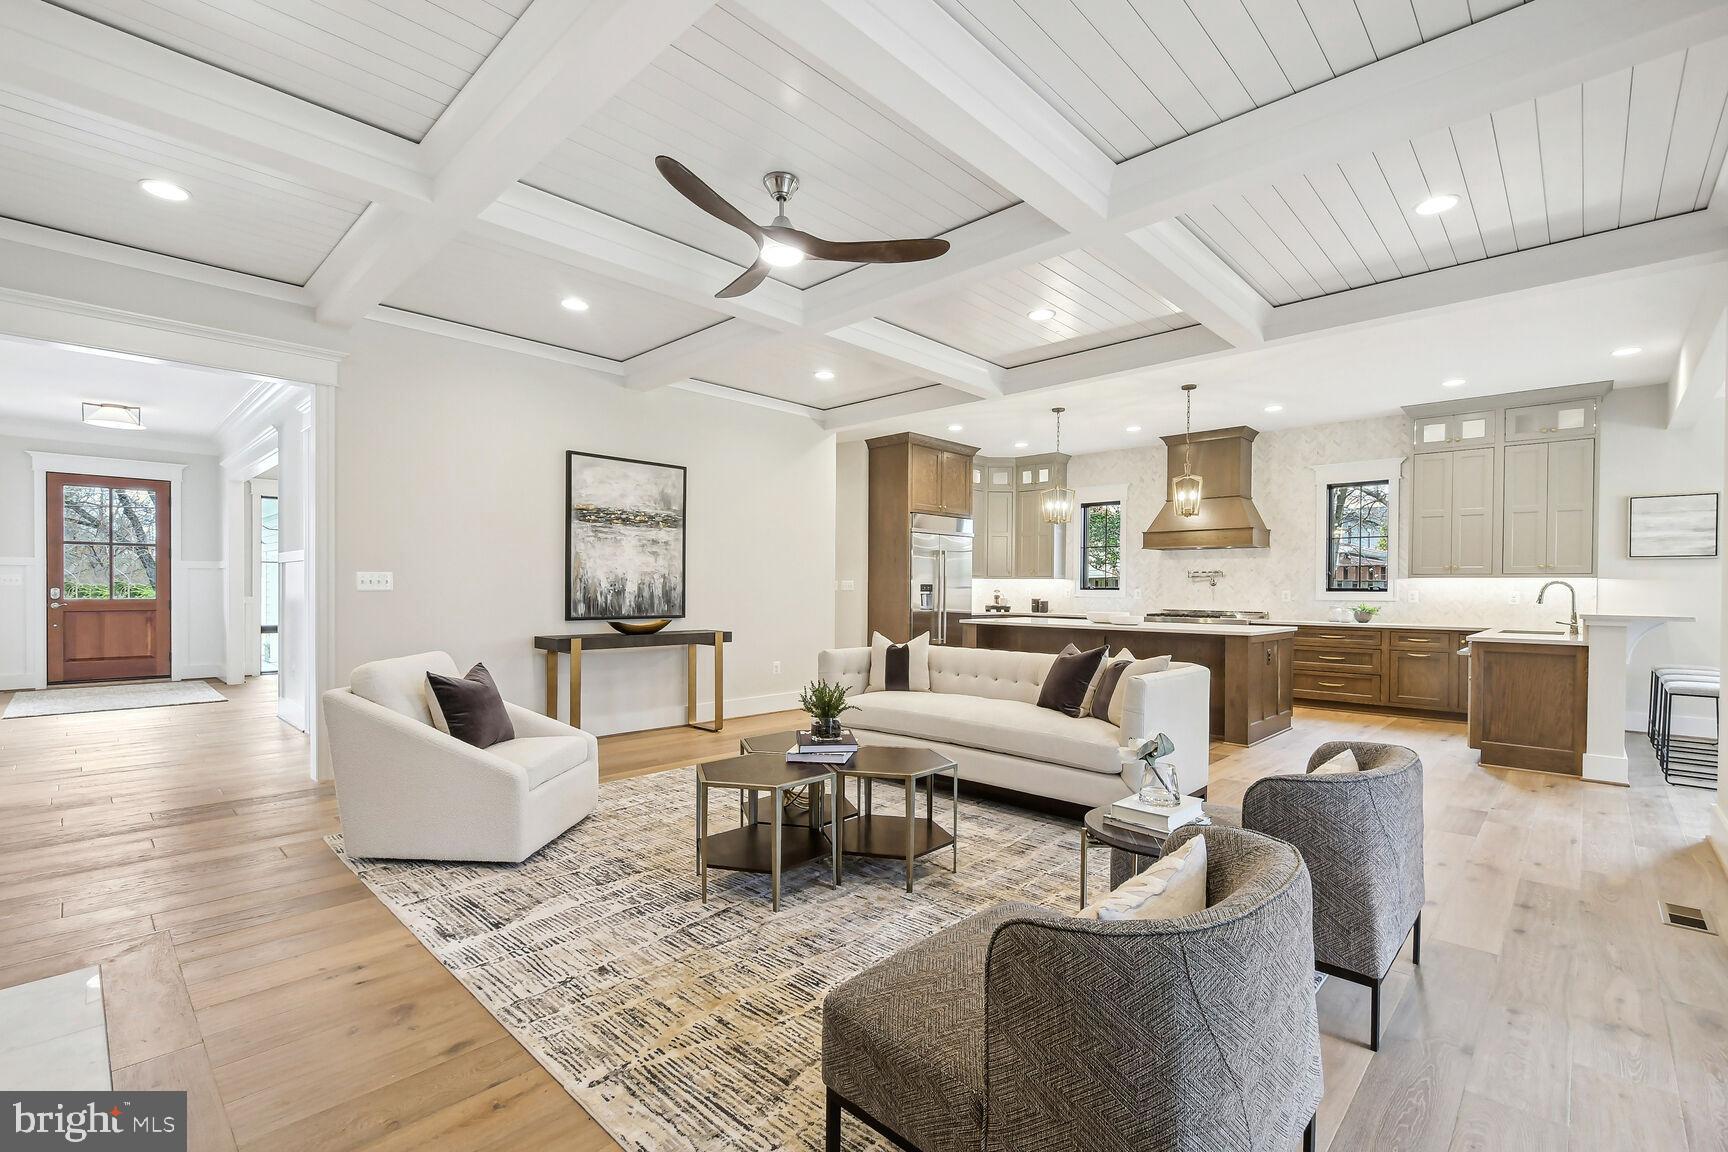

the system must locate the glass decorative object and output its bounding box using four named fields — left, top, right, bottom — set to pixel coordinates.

left=1131, top=732, right=1180, bottom=807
